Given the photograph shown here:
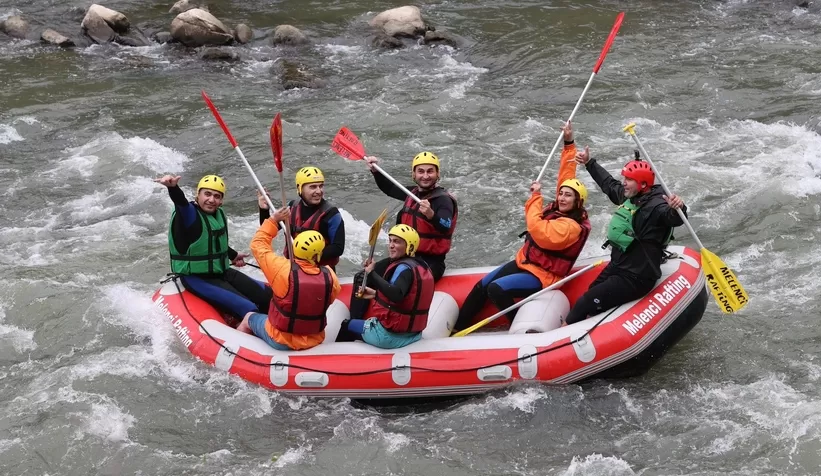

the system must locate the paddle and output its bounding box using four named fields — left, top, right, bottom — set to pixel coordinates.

left=270, top=113, right=295, bottom=265
left=535, top=12, right=625, bottom=183
left=330, top=127, right=422, bottom=204
left=622, top=123, right=749, bottom=313
left=201, top=91, right=290, bottom=234
left=452, top=260, right=604, bottom=337
left=356, top=208, right=389, bottom=298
